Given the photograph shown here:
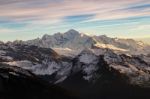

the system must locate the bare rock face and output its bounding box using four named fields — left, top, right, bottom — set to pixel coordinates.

left=0, top=43, right=150, bottom=85
left=0, top=63, right=77, bottom=99
left=0, top=43, right=150, bottom=99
